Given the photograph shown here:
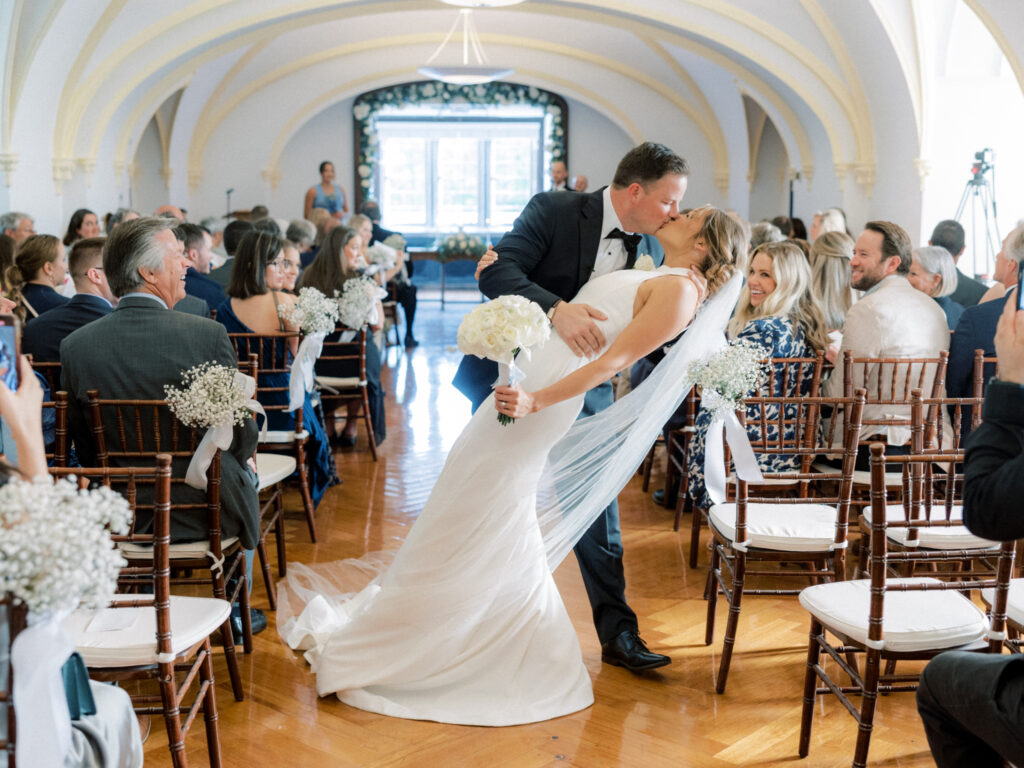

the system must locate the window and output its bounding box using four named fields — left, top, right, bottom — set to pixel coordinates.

left=375, top=111, right=544, bottom=237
